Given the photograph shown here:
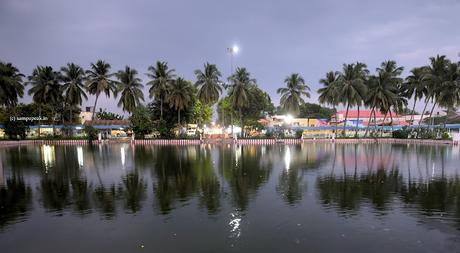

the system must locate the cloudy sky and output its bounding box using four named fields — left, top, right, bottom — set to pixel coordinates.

left=1, top=0, right=460, bottom=115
